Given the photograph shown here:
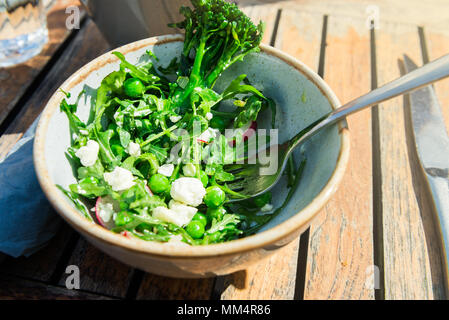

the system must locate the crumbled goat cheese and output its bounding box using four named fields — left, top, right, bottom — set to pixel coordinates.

left=170, top=177, right=206, bottom=207
left=104, top=167, right=136, bottom=191
left=198, top=128, right=220, bottom=143
left=261, top=203, right=274, bottom=212
left=206, top=112, right=213, bottom=120
left=169, top=200, right=198, bottom=223
left=170, top=115, right=182, bottom=123
left=158, top=163, right=175, bottom=177
left=126, top=141, right=141, bottom=157
left=182, top=163, right=196, bottom=177
left=152, top=200, right=198, bottom=227
left=75, top=140, right=99, bottom=167
left=98, top=202, right=114, bottom=223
